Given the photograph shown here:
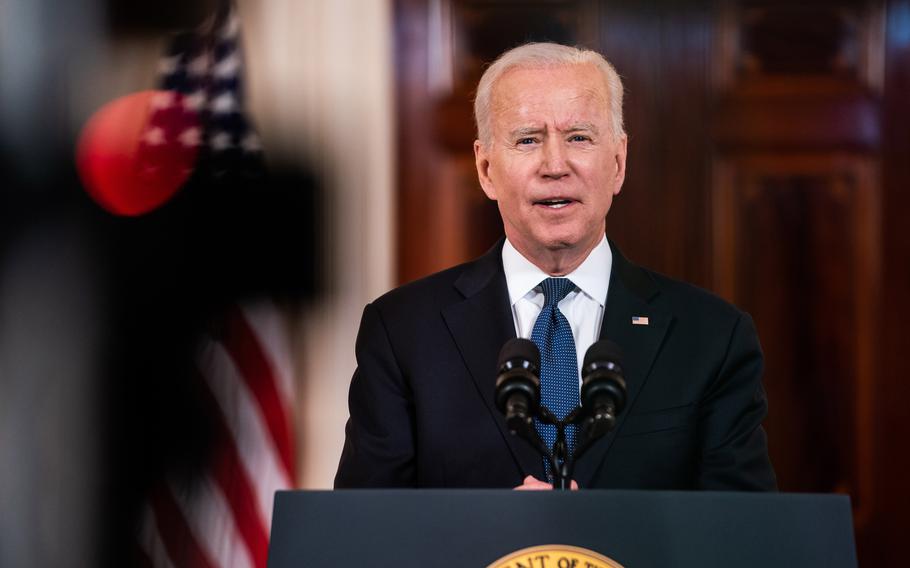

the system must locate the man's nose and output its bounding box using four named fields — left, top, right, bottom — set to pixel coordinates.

left=540, top=138, right=569, bottom=180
